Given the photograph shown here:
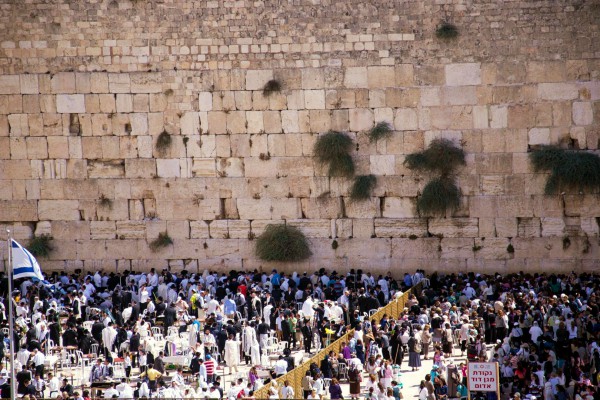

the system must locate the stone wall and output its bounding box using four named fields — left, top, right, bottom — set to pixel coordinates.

left=0, top=0, right=599, bottom=274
